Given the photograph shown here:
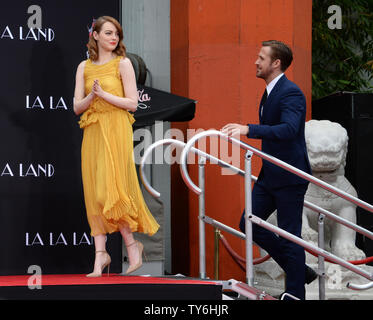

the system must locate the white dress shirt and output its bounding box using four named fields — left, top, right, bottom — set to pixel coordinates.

left=260, top=73, right=284, bottom=117
left=266, top=72, right=284, bottom=96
